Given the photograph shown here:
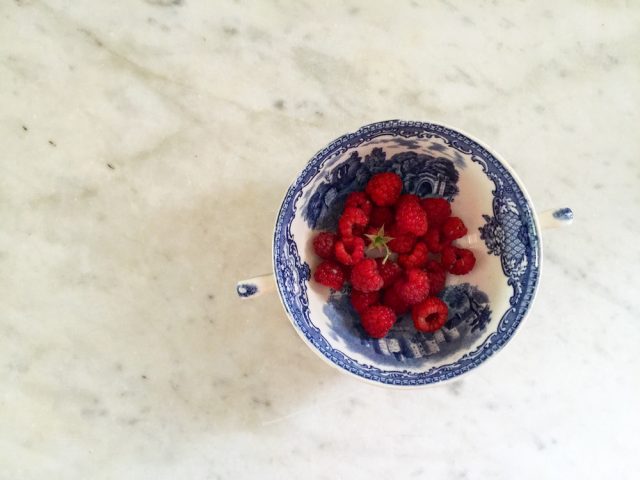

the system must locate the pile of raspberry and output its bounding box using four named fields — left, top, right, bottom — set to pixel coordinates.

left=312, top=172, right=476, bottom=339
